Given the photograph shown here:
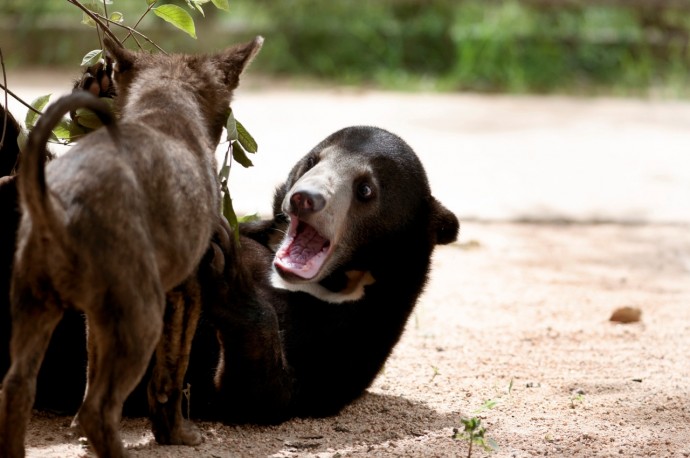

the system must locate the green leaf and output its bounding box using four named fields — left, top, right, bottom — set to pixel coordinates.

left=74, top=108, right=103, bottom=130
left=211, top=0, right=230, bottom=11
left=53, top=119, right=77, bottom=144
left=153, top=4, right=197, bottom=39
left=109, top=11, right=124, bottom=23
left=187, top=0, right=206, bottom=17
left=51, top=119, right=73, bottom=141
left=81, top=12, right=97, bottom=28
left=461, top=417, right=480, bottom=432
left=81, top=49, right=103, bottom=67
left=238, top=213, right=260, bottom=223
left=218, top=142, right=232, bottom=182
left=236, top=119, right=258, bottom=153
left=221, top=189, right=239, bottom=242
left=17, top=128, right=28, bottom=153
left=146, top=0, right=157, bottom=5
left=187, top=0, right=212, bottom=7
left=225, top=108, right=238, bottom=142
left=218, top=164, right=230, bottom=184
left=474, top=398, right=498, bottom=413
left=25, top=94, right=51, bottom=130
left=231, top=140, right=253, bottom=168
left=49, top=118, right=88, bottom=145
left=74, top=98, right=113, bottom=132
